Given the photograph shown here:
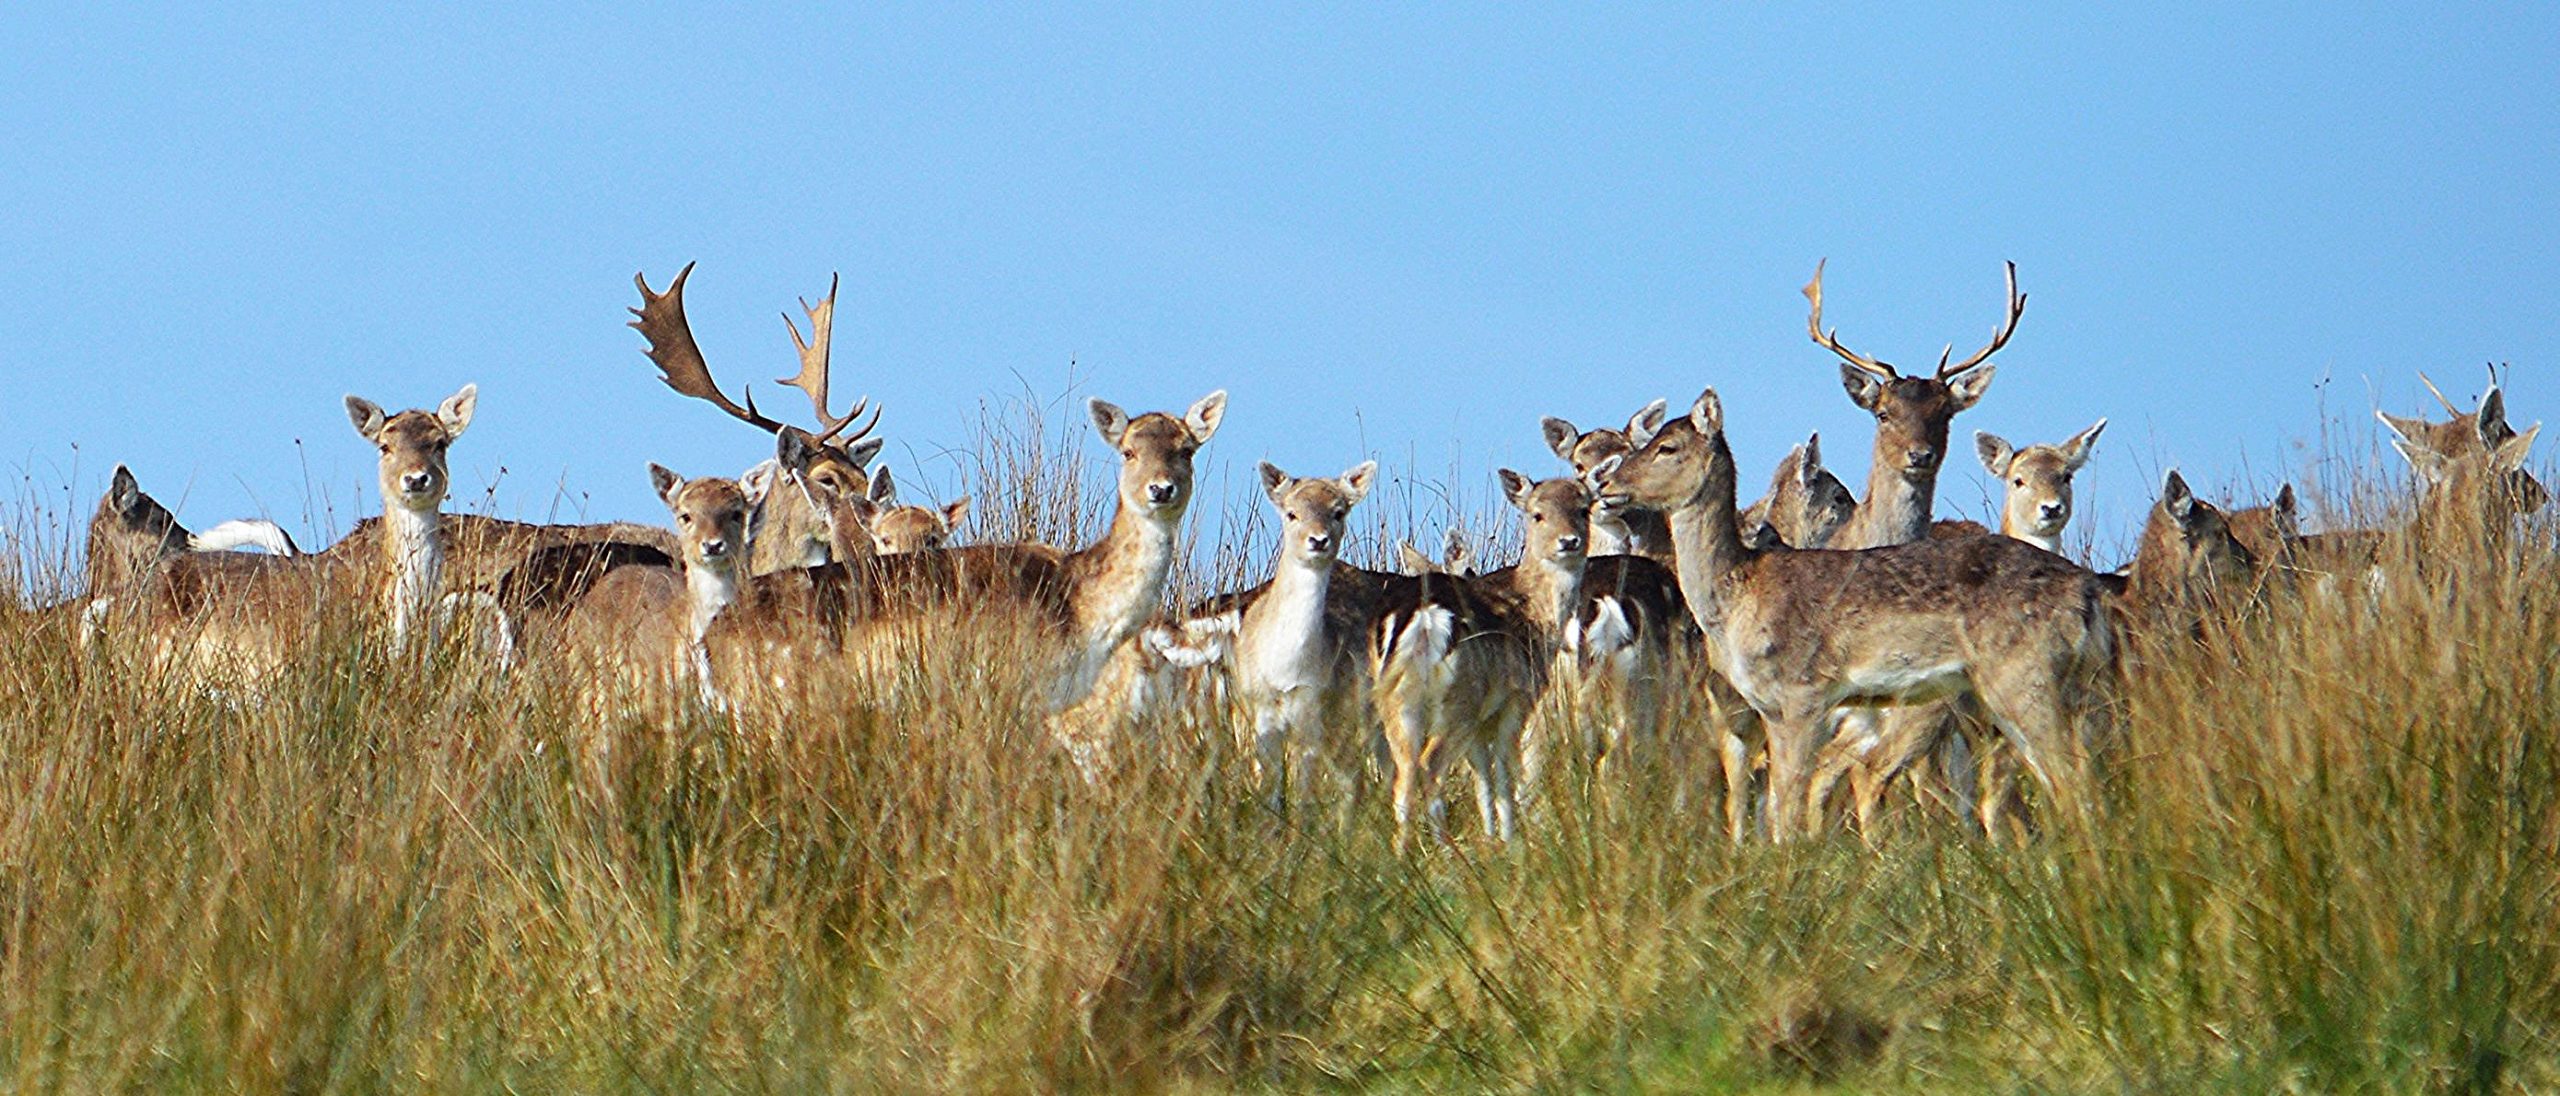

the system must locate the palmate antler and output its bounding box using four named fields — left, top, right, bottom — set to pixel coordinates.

left=631, top=263, right=881, bottom=449
left=1803, top=260, right=2026, bottom=381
